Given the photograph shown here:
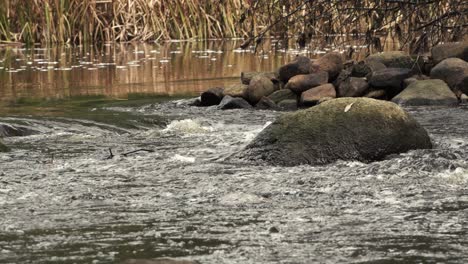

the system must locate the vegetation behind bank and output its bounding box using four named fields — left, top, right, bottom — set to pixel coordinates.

left=0, top=0, right=466, bottom=52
